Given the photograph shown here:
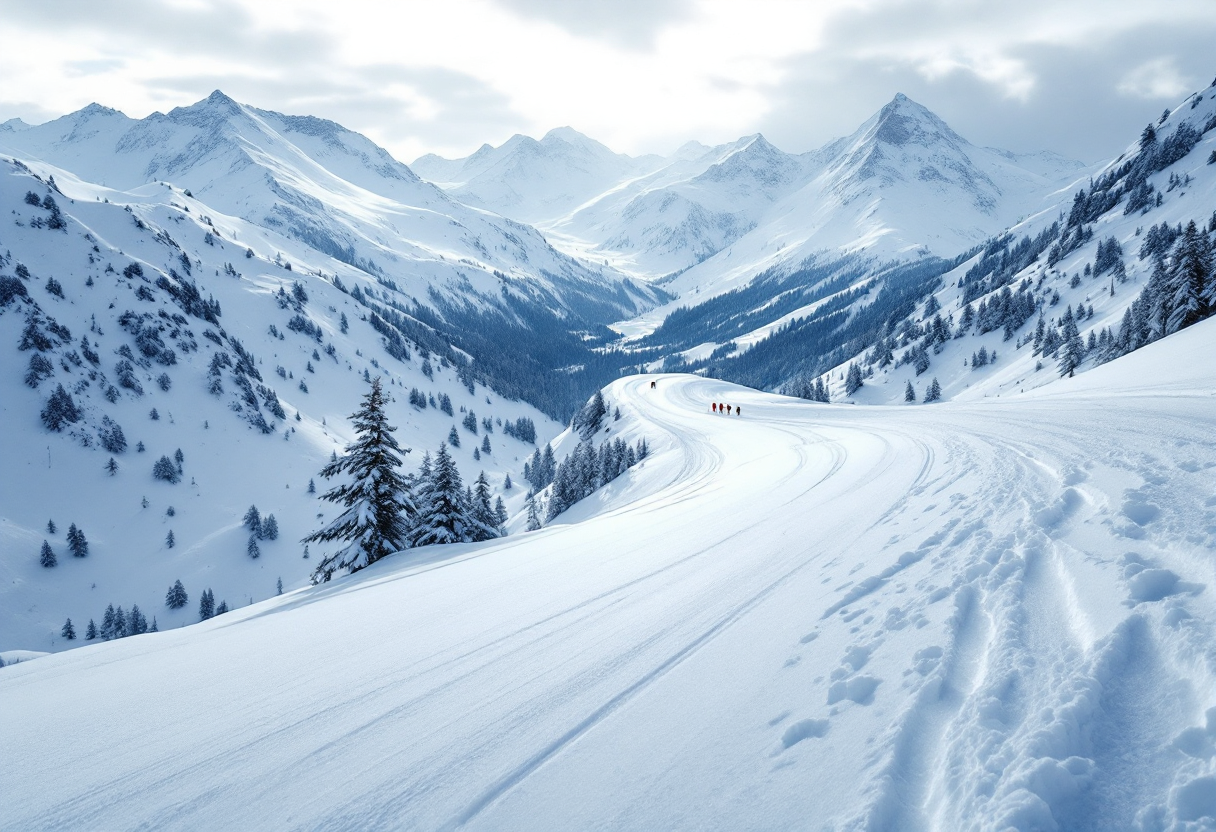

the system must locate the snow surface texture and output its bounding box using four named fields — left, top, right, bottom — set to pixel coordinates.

left=4, top=318, right=1216, bottom=831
